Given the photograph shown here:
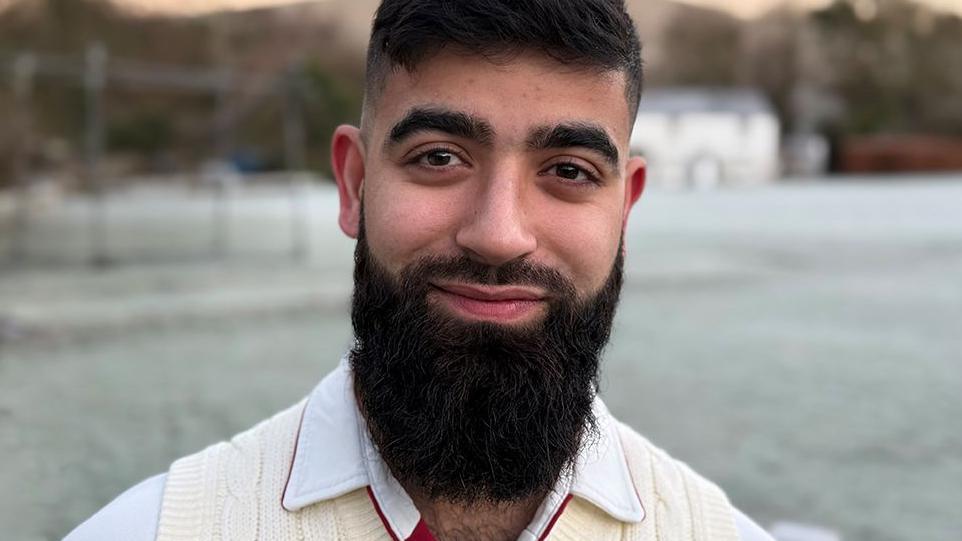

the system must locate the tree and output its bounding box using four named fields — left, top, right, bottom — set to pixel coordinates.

left=809, top=0, right=962, bottom=135
left=654, top=5, right=743, bottom=87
